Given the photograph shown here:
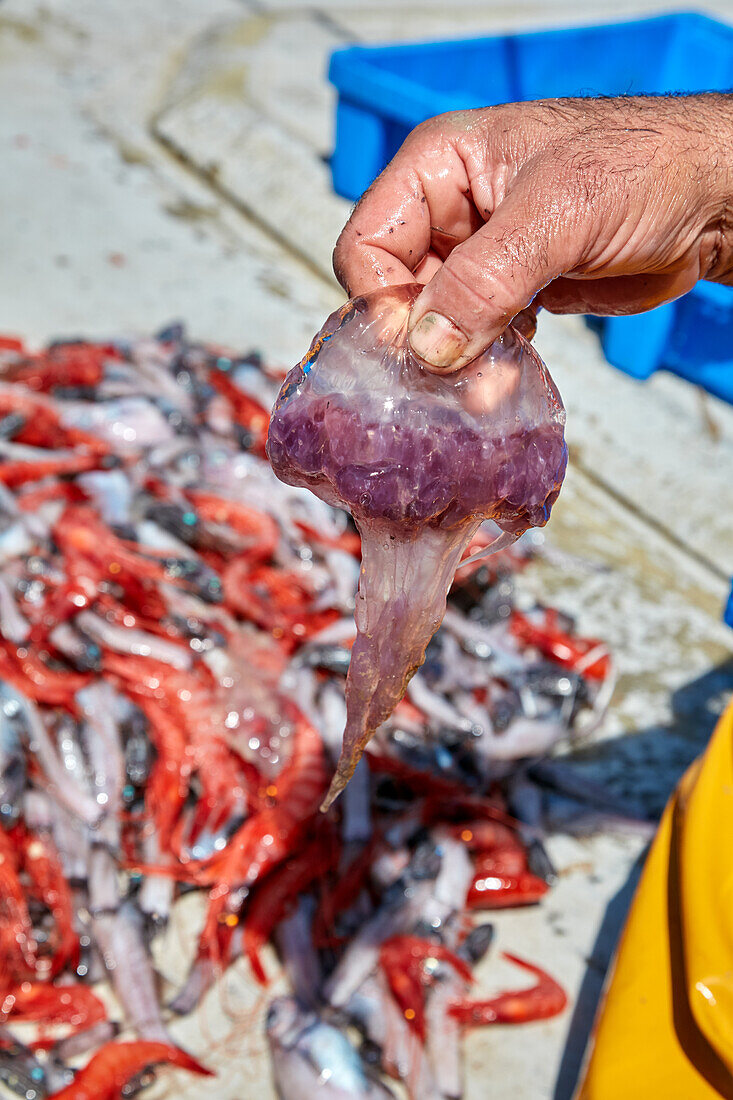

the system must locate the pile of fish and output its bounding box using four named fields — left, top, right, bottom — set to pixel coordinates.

left=0, top=328, right=631, bottom=1100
